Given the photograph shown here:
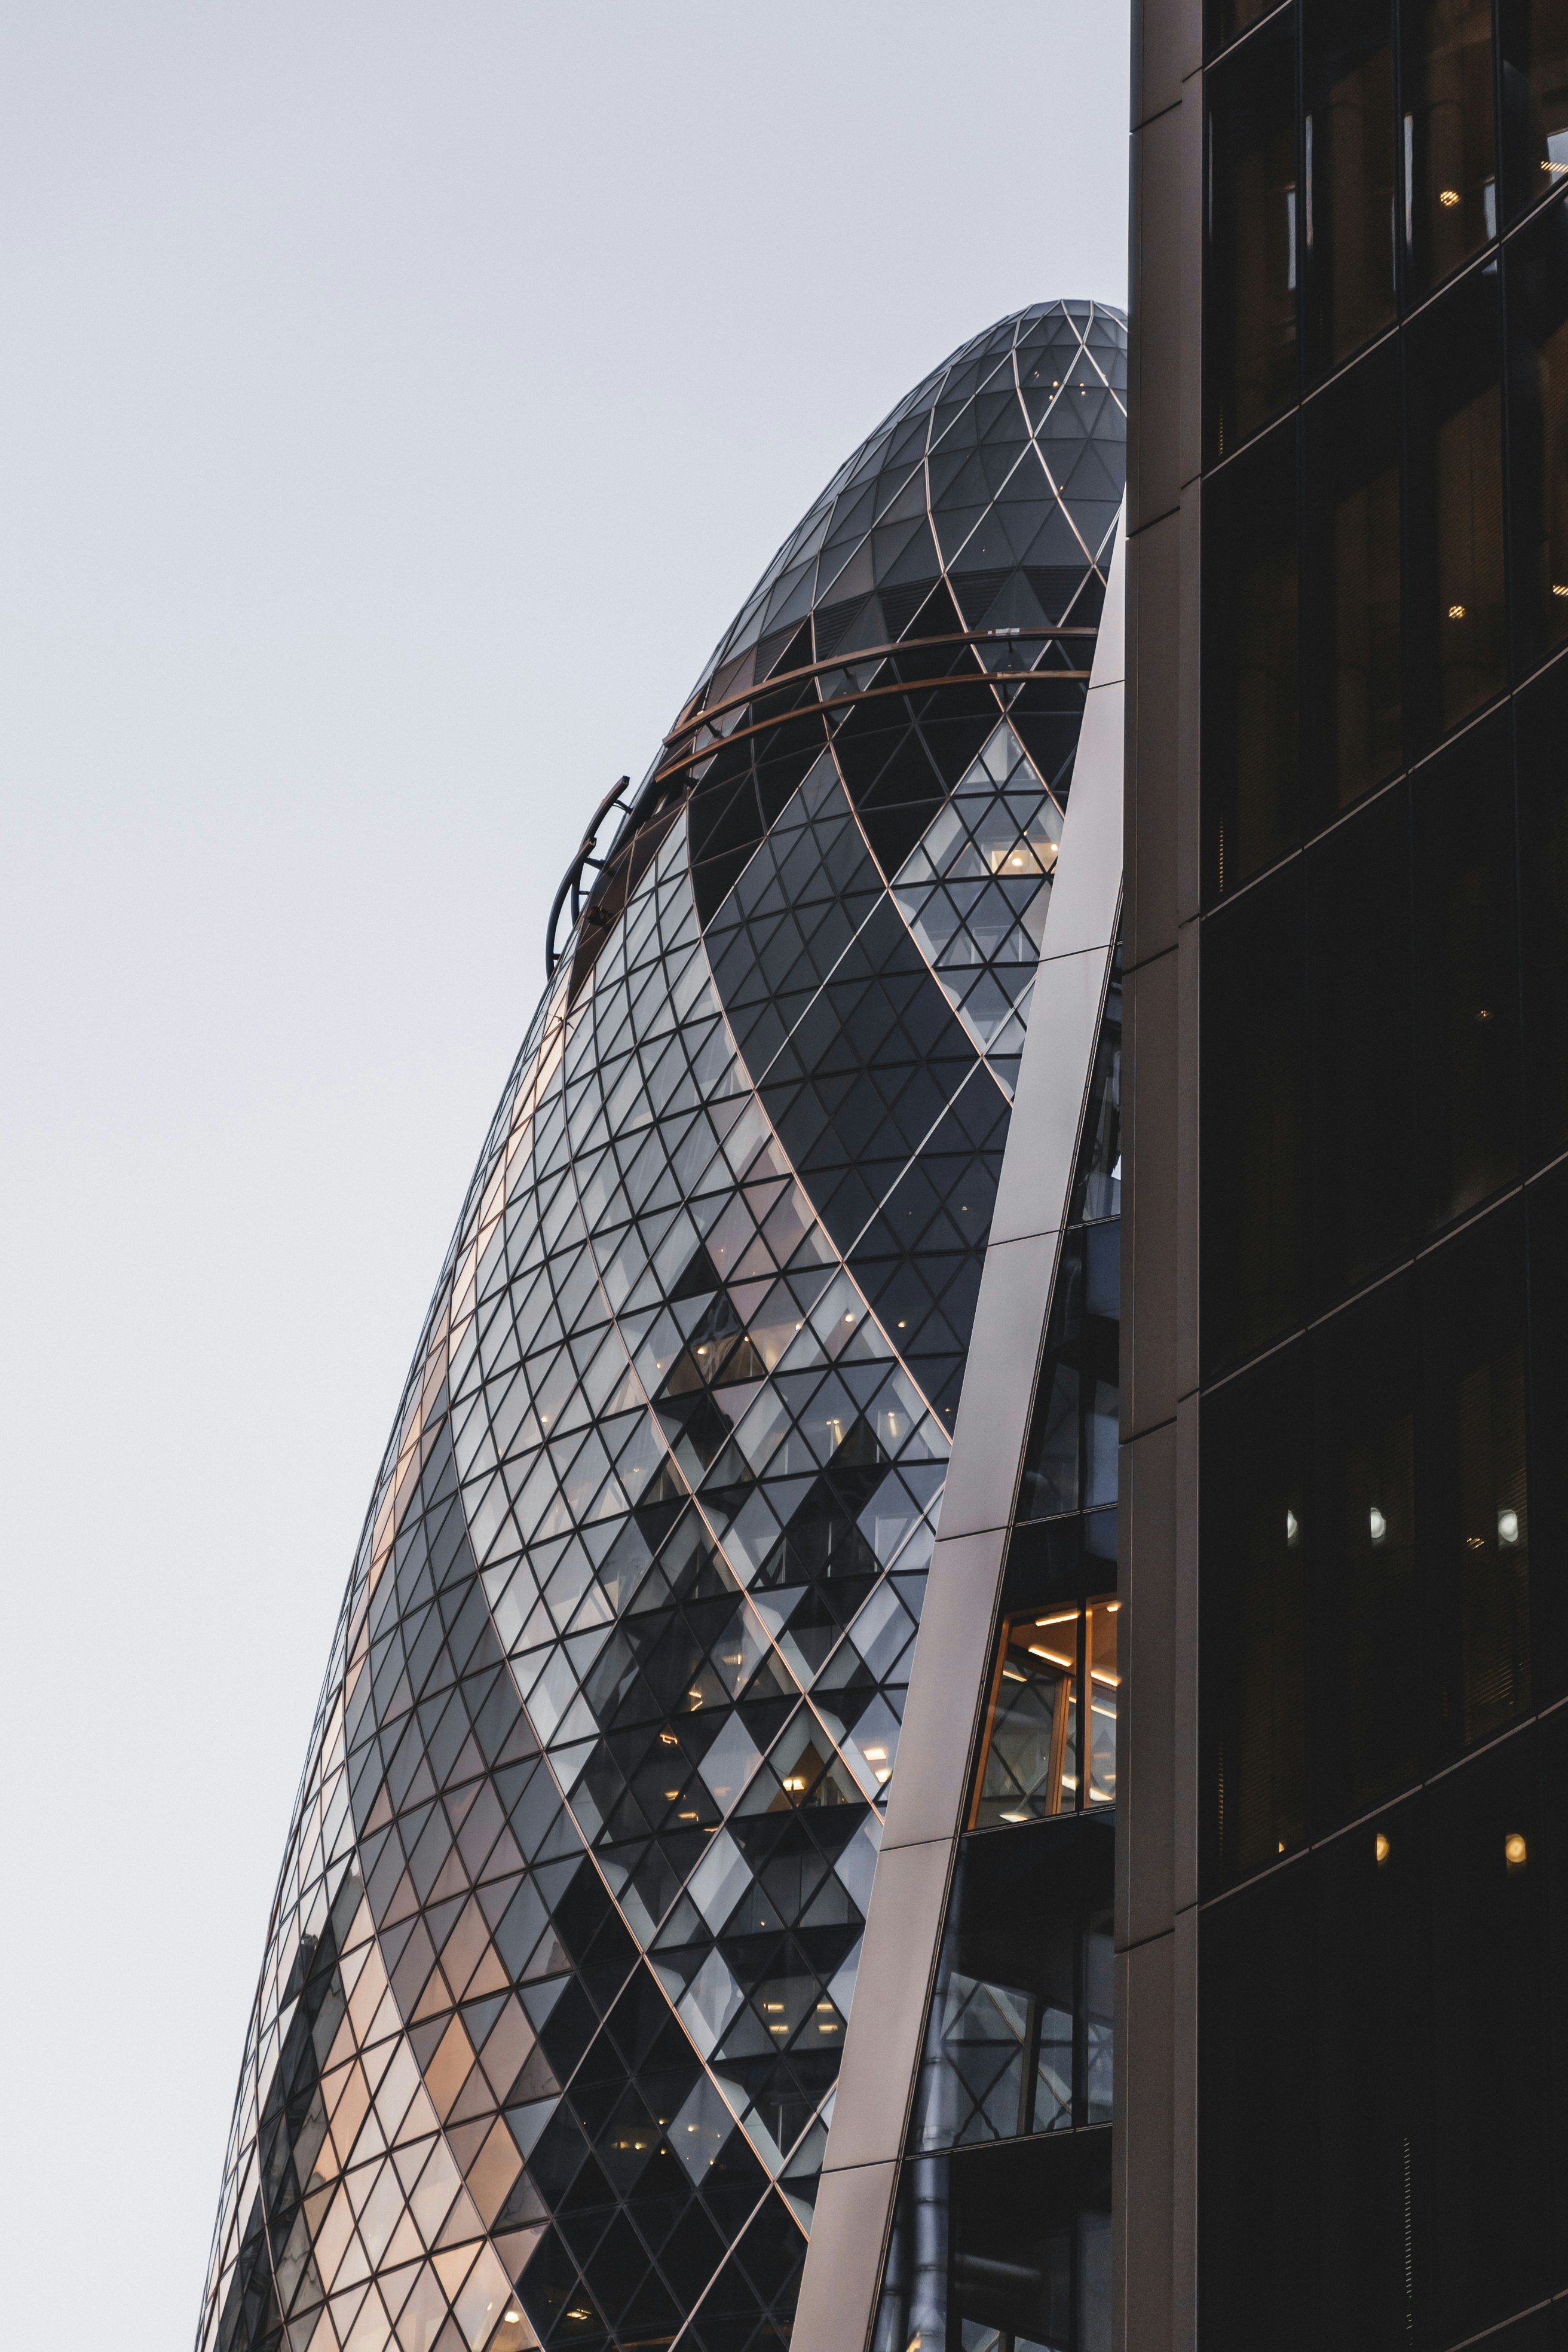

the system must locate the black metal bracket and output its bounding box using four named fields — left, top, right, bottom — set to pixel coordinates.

left=544, top=776, right=635, bottom=981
